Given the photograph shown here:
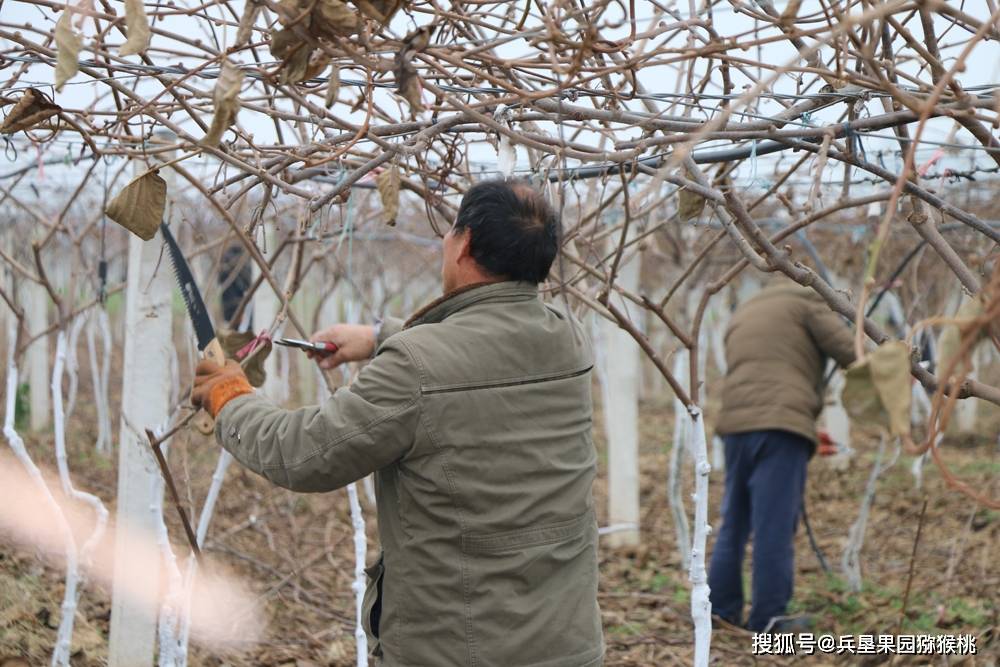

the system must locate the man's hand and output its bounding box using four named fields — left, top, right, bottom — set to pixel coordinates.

left=192, top=359, right=253, bottom=417
left=308, top=324, right=377, bottom=369
left=817, top=429, right=838, bottom=457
